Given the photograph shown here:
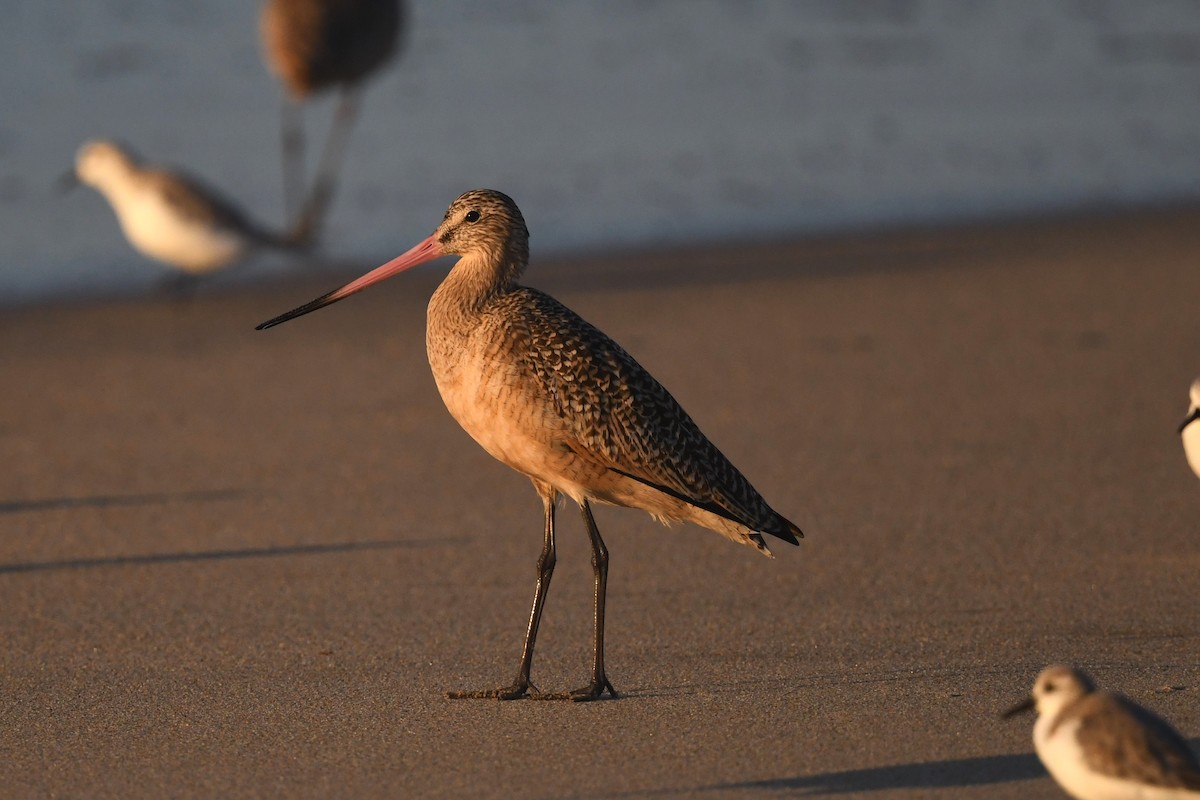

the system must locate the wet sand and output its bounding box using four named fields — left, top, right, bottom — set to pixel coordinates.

left=1, top=209, right=1198, bottom=798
